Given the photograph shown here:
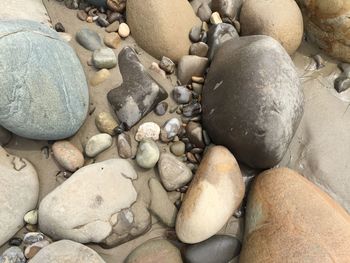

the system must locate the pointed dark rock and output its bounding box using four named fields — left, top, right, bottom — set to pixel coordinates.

left=107, top=47, right=168, bottom=130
